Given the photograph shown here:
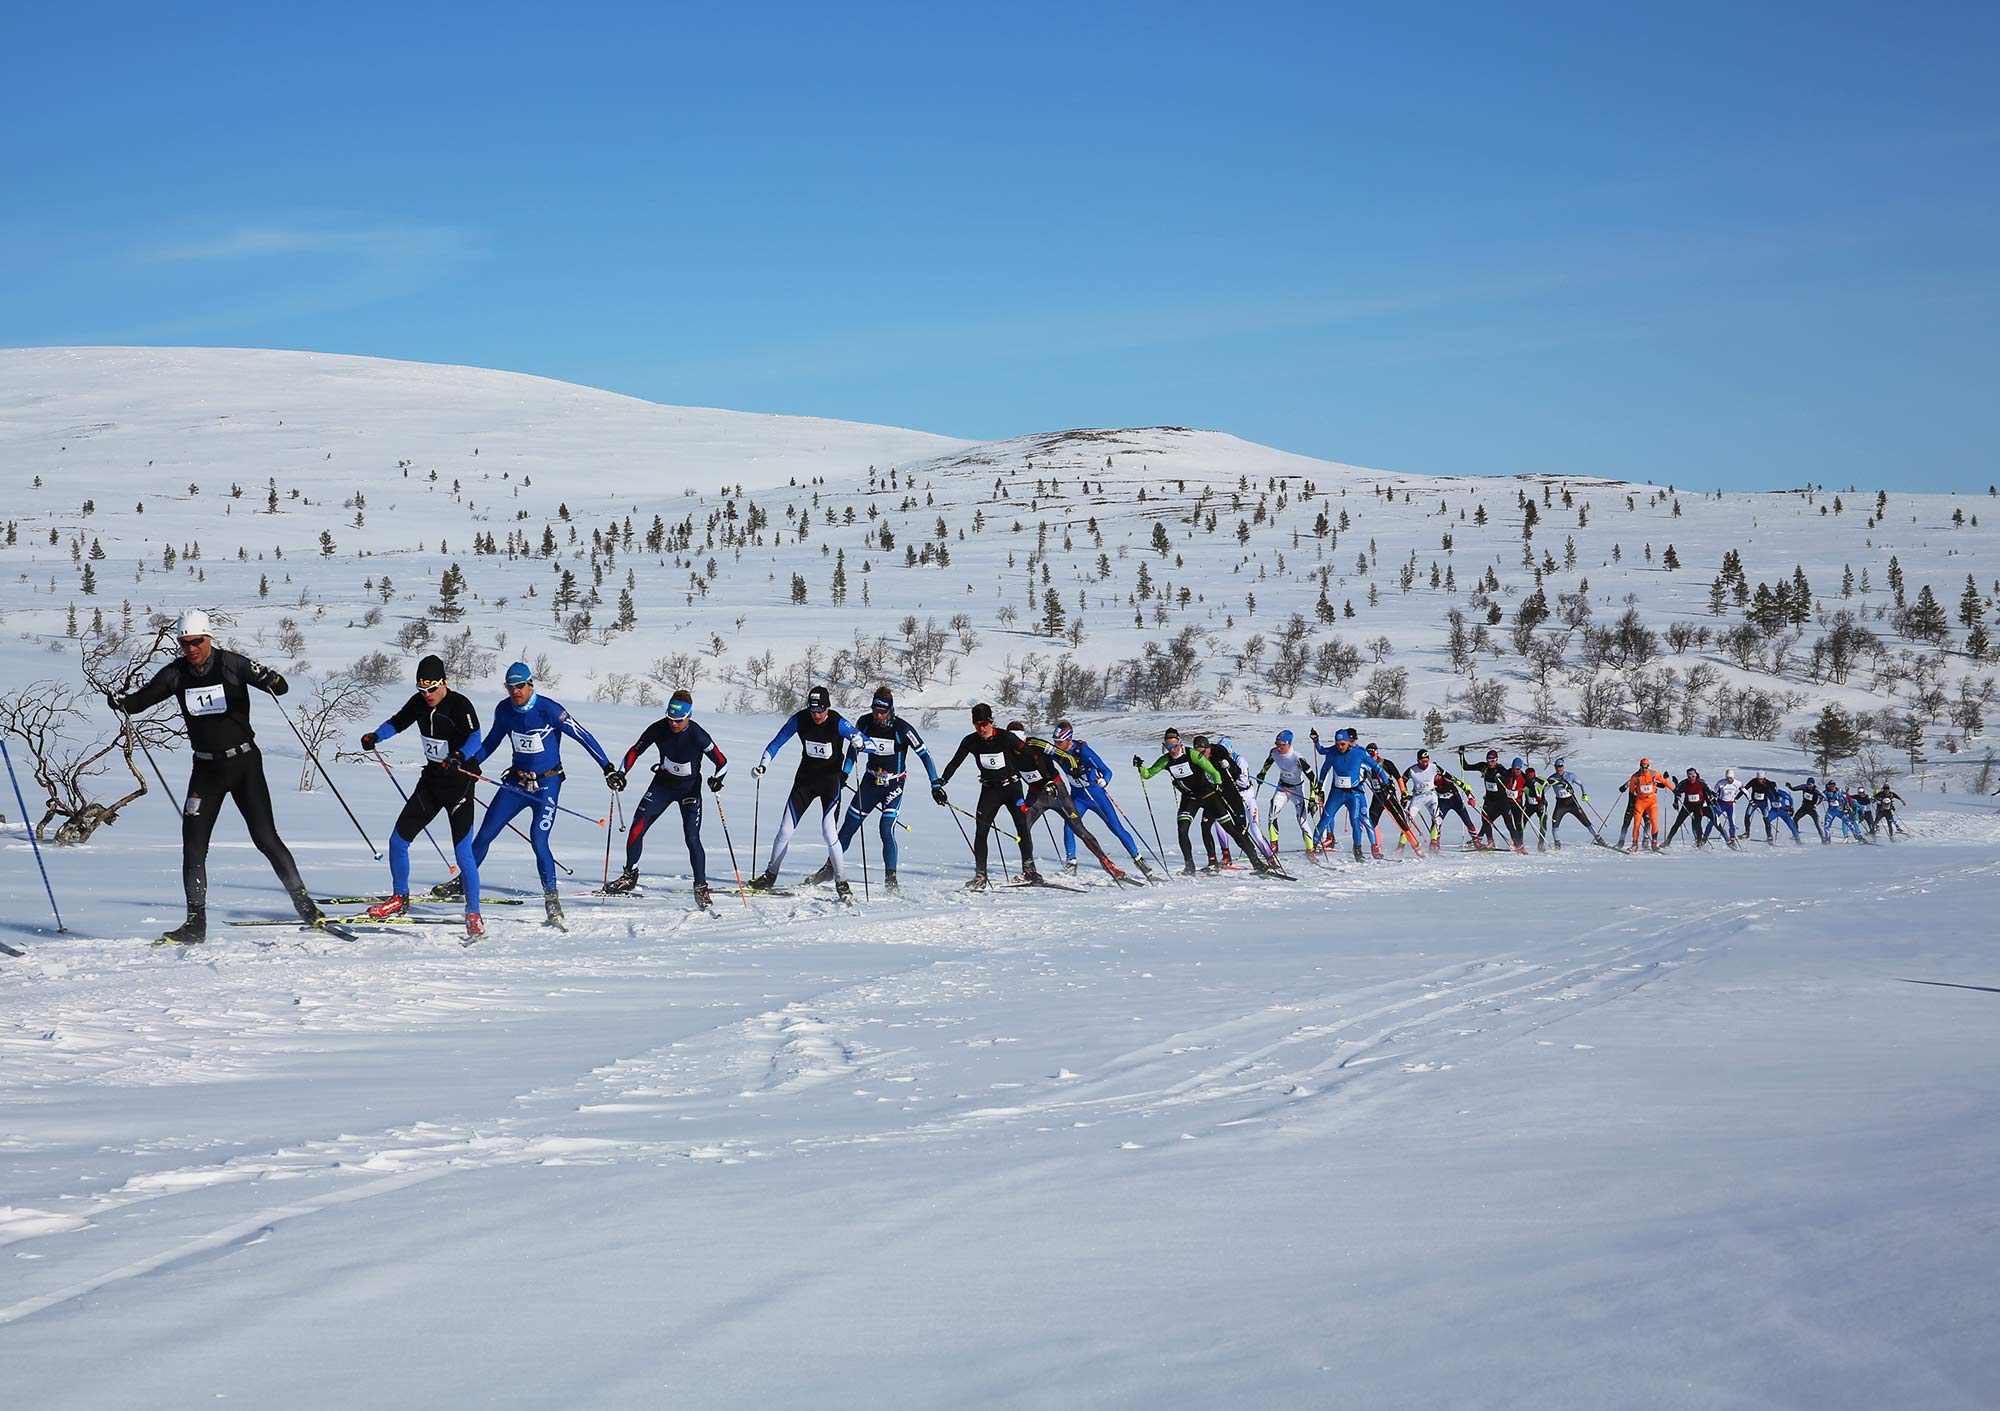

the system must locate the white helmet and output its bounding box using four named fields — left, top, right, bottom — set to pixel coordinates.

left=1724, top=767, right=1736, bottom=780
left=177, top=609, right=212, bottom=641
